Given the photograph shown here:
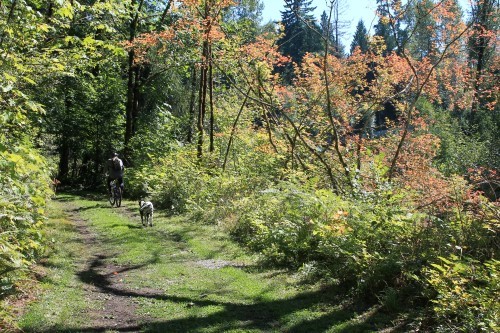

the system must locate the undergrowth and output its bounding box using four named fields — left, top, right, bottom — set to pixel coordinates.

left=127, top=146, right=499, bottom=332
